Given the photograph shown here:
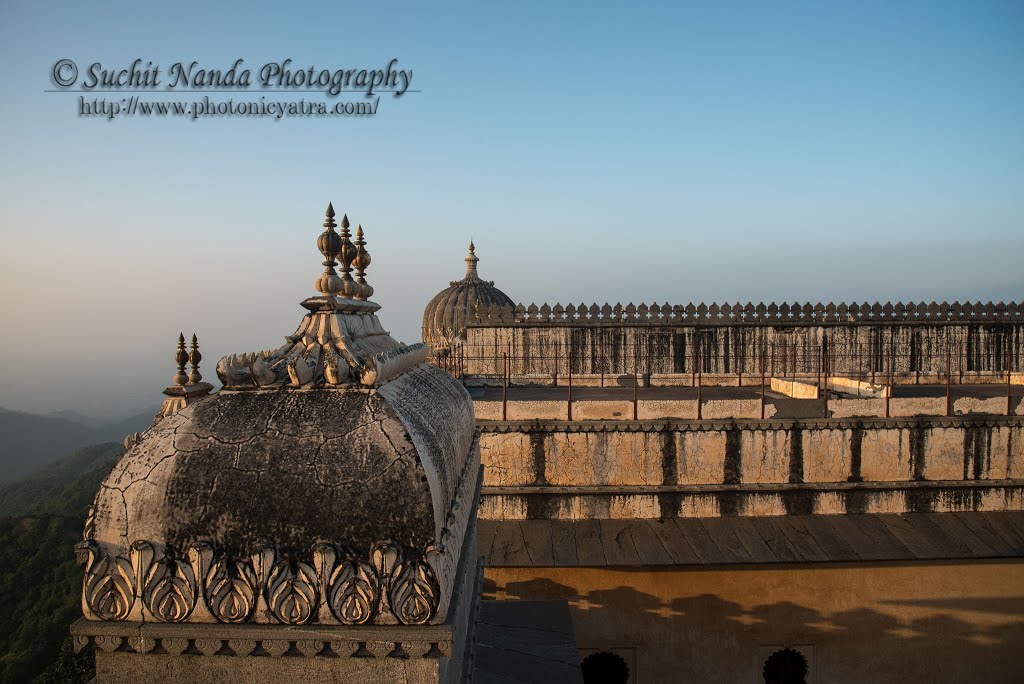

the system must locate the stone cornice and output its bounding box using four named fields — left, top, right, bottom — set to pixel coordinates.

left=71, top=617, right=451, bottom=659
